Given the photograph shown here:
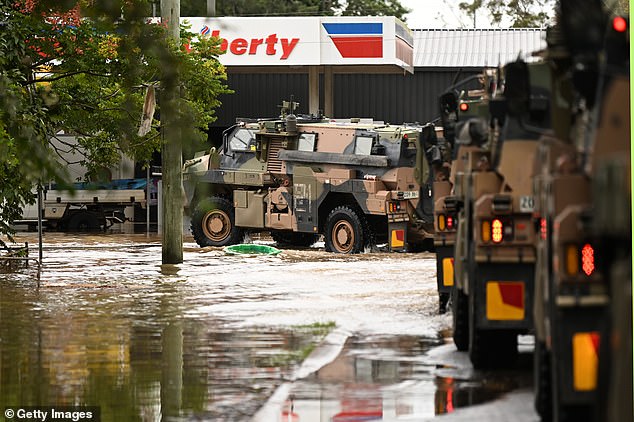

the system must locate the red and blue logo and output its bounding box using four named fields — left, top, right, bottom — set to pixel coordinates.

left=322, top=22, right=383, bottom=58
